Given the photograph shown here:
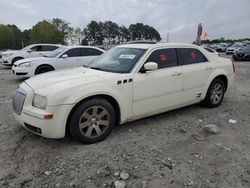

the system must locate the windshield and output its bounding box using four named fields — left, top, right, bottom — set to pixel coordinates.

left=87, top=47, right=146, bottom=73
left=232, top=44, right=241, bottom=48
left=44, top=47, right=67, bottom=58
left=242, top=45, right=250, bottom=50
left=21, top=45, right=32, bottom=51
